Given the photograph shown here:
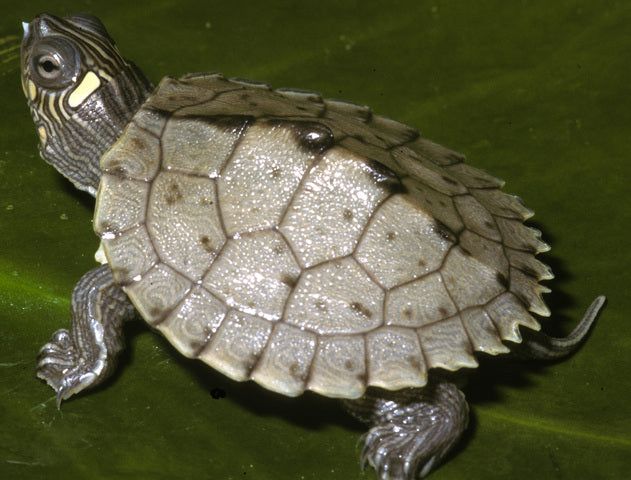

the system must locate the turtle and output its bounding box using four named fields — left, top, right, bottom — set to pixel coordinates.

left=20, top=13, right=606, bottom=480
